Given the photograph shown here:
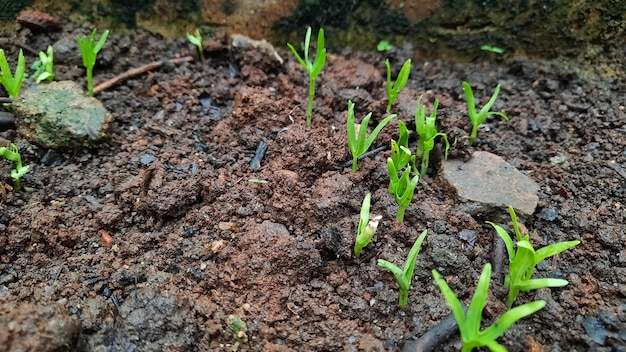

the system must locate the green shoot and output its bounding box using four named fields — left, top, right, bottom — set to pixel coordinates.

left=385, top=58, right=411, bottom=112
left=31, top=45, right=55, bottom=83
left=77, top=28, right=109, bottom=96
left=387, top=162, right=419, bottom=221
left=377, top=40, right=394, bottom=52
left=377, top=229, right=427, bottom=308
left=0, top=143, right=29, bottom=191
left=415, top=97, right=449, bottom=175
left=433, top=263, right=546, bottom=352
left=487, top=206, right=580, bottom=308
left=0, top=49, right=26, bottom=98
left=390, top=120, right=414, bottom=173
left=480, top=45, right=504, bottom=54
left=186, top=30, right=204, bottom=61
left=287, top=27, right=326, bottom=128
left=354, top=193, right=382, bottom=258
left=346, top=100, right=396, bottom=172
left=462, top=81, right=509, bottom=145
